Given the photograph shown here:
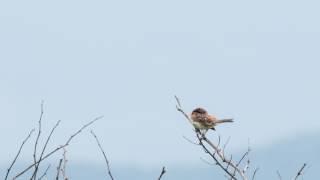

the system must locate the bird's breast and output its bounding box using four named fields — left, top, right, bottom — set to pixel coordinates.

left=192, top=121, right=210, bottom=130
